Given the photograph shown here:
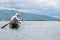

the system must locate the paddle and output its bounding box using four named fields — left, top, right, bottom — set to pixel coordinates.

left=1, top=23, right=10, bottom=28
